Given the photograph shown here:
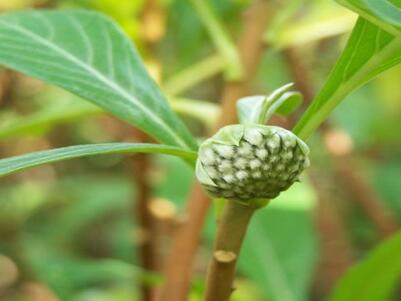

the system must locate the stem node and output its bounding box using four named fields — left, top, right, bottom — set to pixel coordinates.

left=214, top=250, right=237, bottom=263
